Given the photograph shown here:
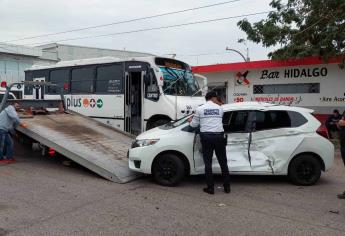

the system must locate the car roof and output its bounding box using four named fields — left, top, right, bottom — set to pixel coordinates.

left=222, top=102, right=314, bottom=113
